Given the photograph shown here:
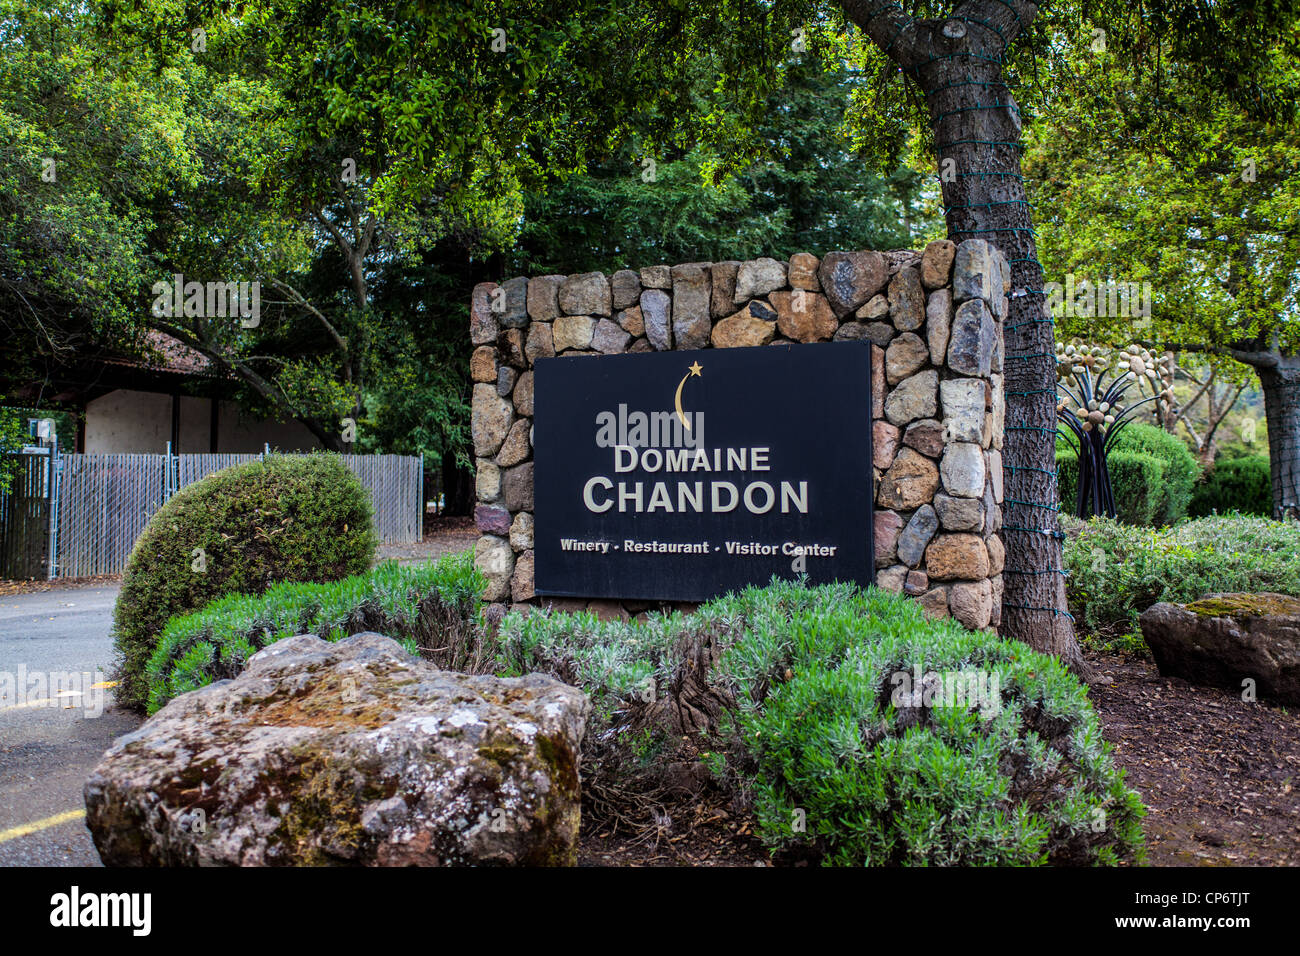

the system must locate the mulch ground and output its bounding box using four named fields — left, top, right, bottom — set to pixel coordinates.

left=0, top=573, right=120, bottom=596
left=578, top=646, right=1300, bottom=867
left=1088, top=650, right=1300, bottom=866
